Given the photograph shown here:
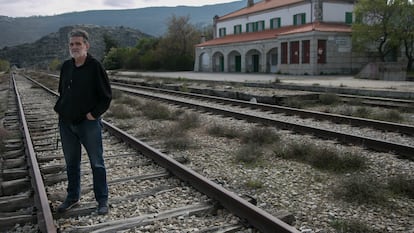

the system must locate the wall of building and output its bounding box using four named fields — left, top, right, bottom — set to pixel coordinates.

left=216, top=3, right=311, bottom=36
left=323, top=2, right=354, bottom=22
